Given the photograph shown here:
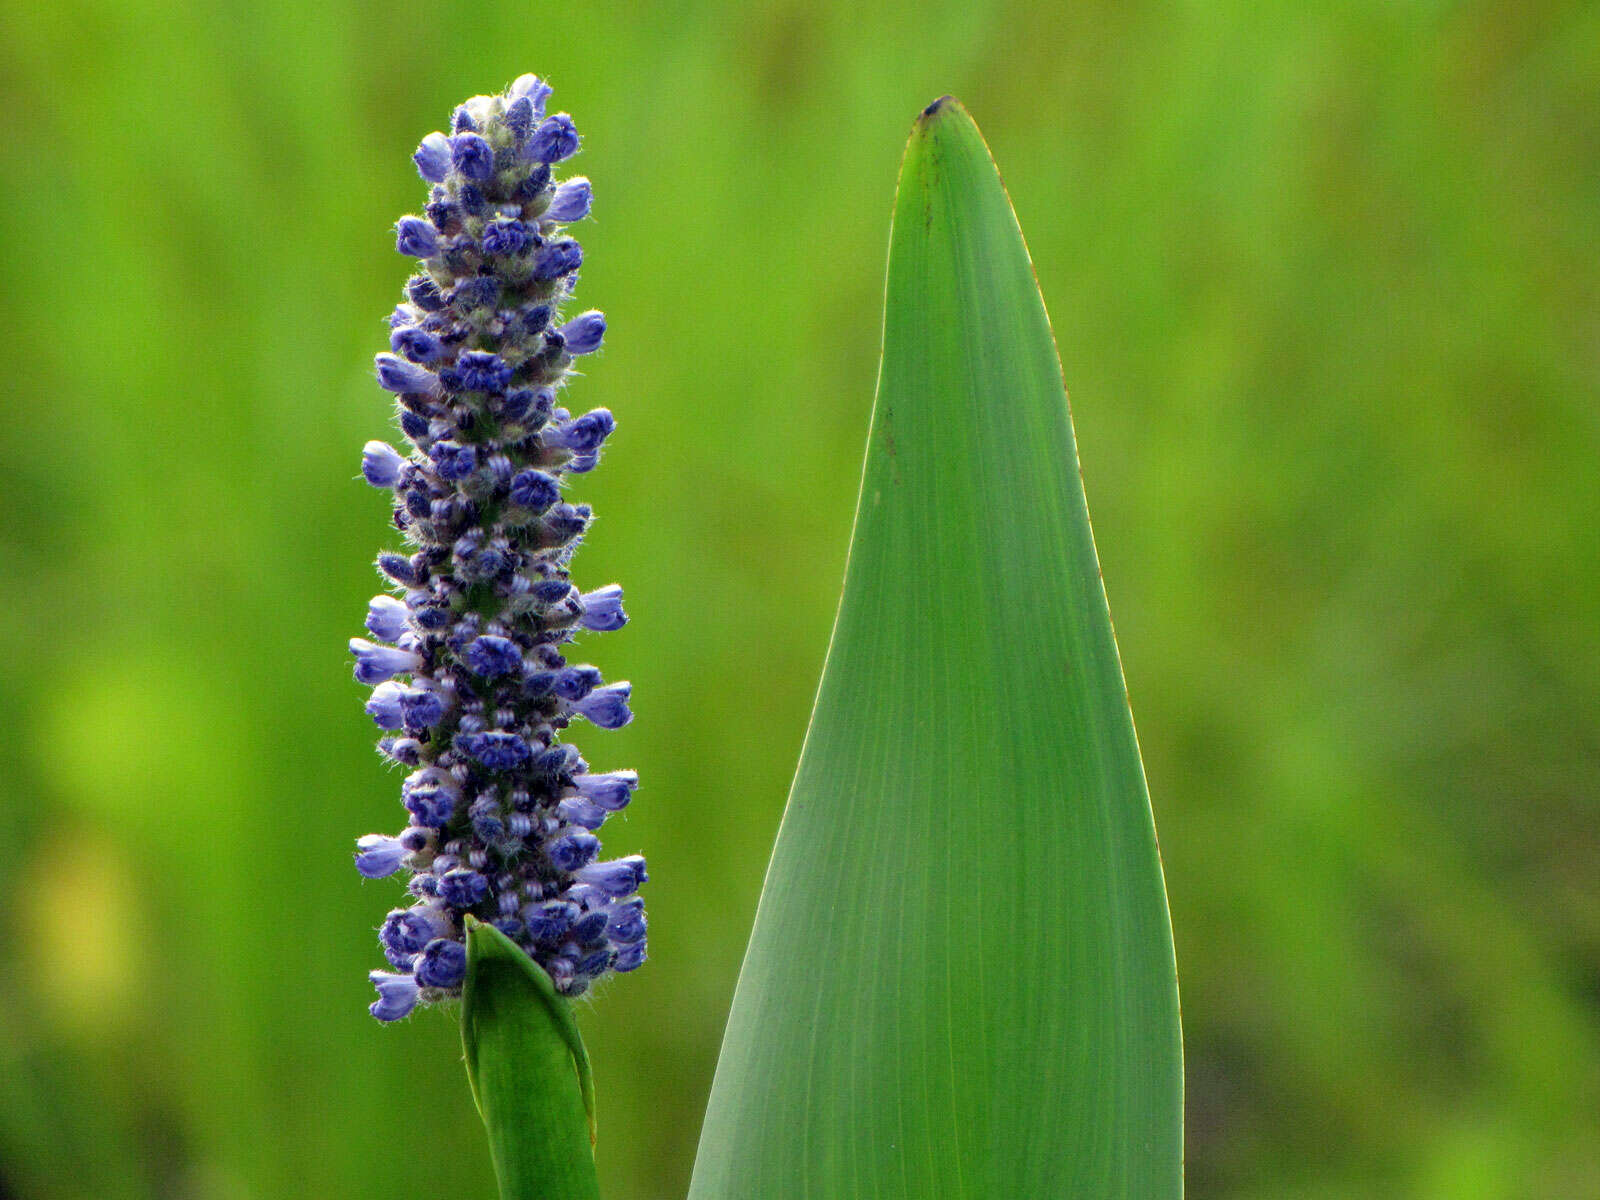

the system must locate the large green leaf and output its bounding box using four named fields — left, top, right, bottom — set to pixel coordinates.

left=689, top=98, right=1183, bottom=1198
left=461, top=917, right=600, bottom=1200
